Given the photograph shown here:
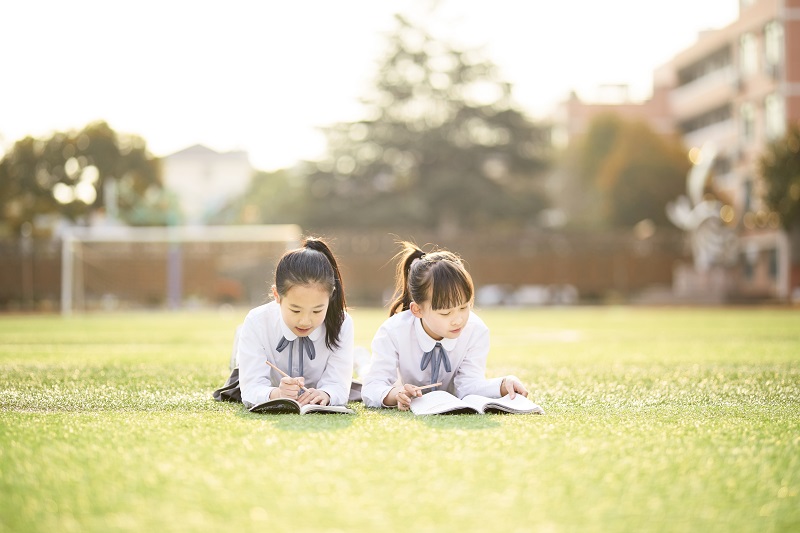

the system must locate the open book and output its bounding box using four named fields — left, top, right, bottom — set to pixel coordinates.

left=410, top=390, right=544, bottom=415
left=248, top=398, right=355, bottom=415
